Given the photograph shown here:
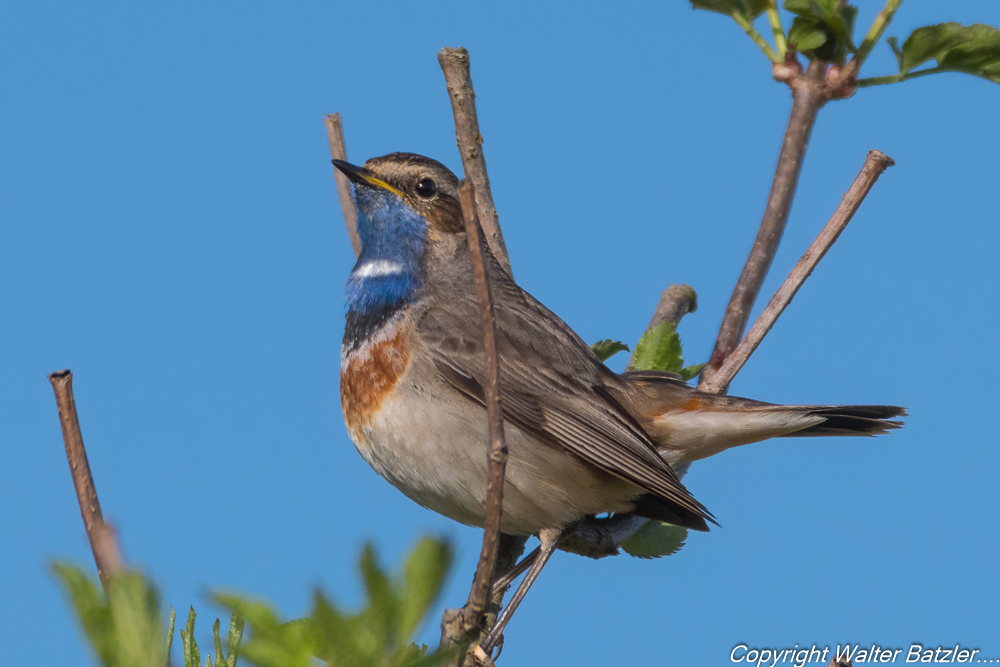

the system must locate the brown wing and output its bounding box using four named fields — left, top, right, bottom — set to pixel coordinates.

left=417, top=256, right=715, bottom=531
